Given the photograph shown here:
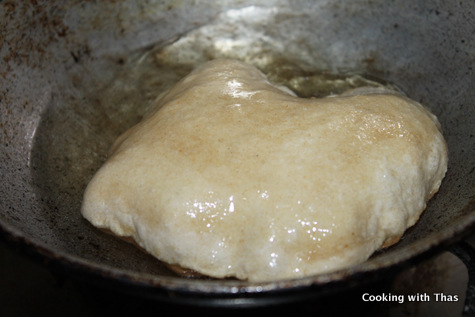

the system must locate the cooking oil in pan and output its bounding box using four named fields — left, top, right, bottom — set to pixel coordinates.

left=69, top=43, right=393, bottom=148
left=147, top=44, right=390, bottom=100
